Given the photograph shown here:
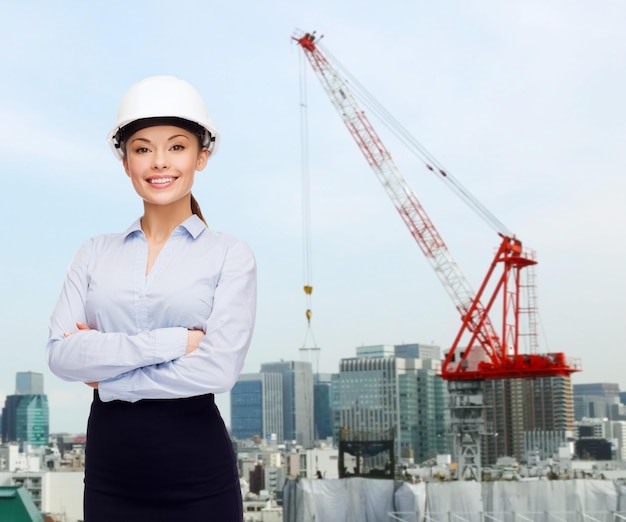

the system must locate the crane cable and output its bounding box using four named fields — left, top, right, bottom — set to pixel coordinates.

left=316, top=40, right=547, bottom=355
left=320, top=43, right=513, bottom=238
left=298, top=49, right=319, bottom=352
